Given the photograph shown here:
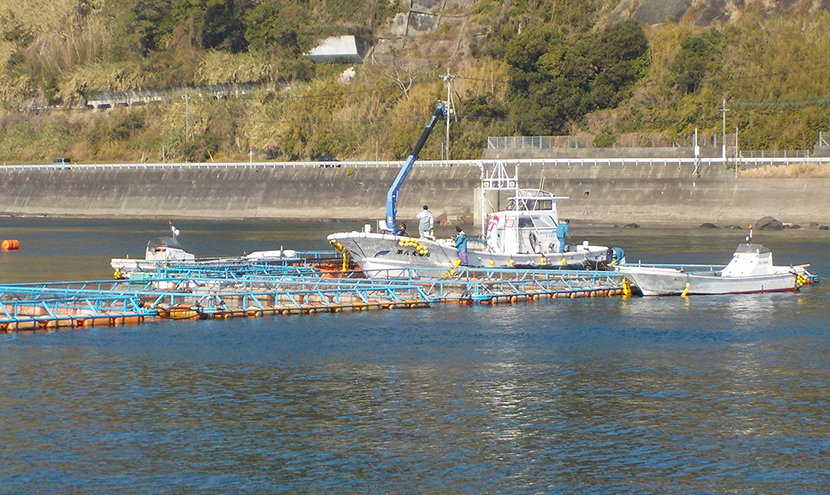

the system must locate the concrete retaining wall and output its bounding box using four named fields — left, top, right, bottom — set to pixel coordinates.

left=1, top=161, right=828, bottom=226
left=0, top=163, right=481, bottom=224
